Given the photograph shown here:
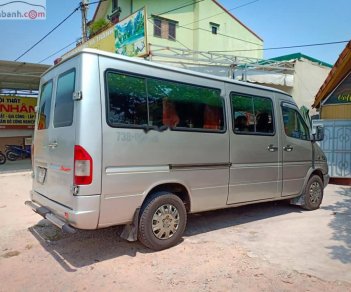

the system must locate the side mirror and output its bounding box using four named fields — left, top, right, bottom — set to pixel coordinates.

left=312, top=125, right=324, bottom=142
